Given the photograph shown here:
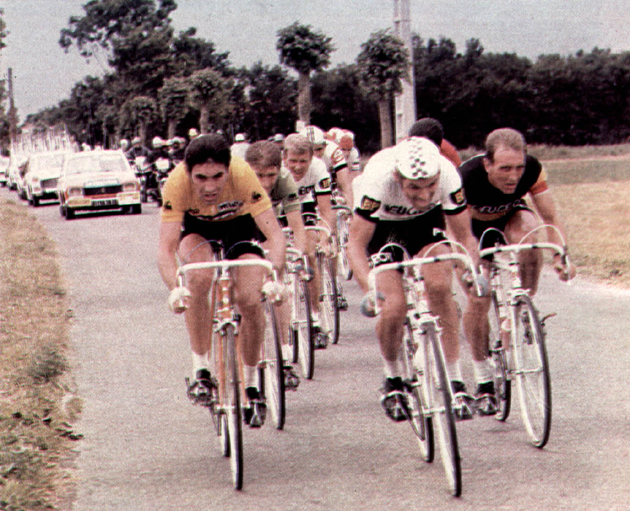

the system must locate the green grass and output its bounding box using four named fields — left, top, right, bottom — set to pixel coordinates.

left=0, top=198, right=79, bottom=510
left=544, top=158, right=630, bottom=186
